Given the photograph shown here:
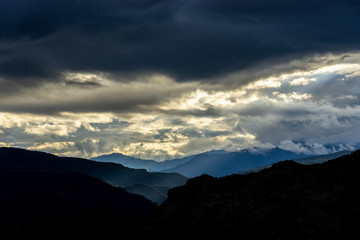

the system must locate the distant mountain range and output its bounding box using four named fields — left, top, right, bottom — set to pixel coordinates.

left=161, top=148, right=314, bottom=177
left=4, top=146, right=351, bottom=206
left=93, top=148, right=353, bottom=178
left=144, top=150, right=360, bottom=239
left=0, top=147, right=187, bottom=204
left=91, top=153, right=195, bottom=172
